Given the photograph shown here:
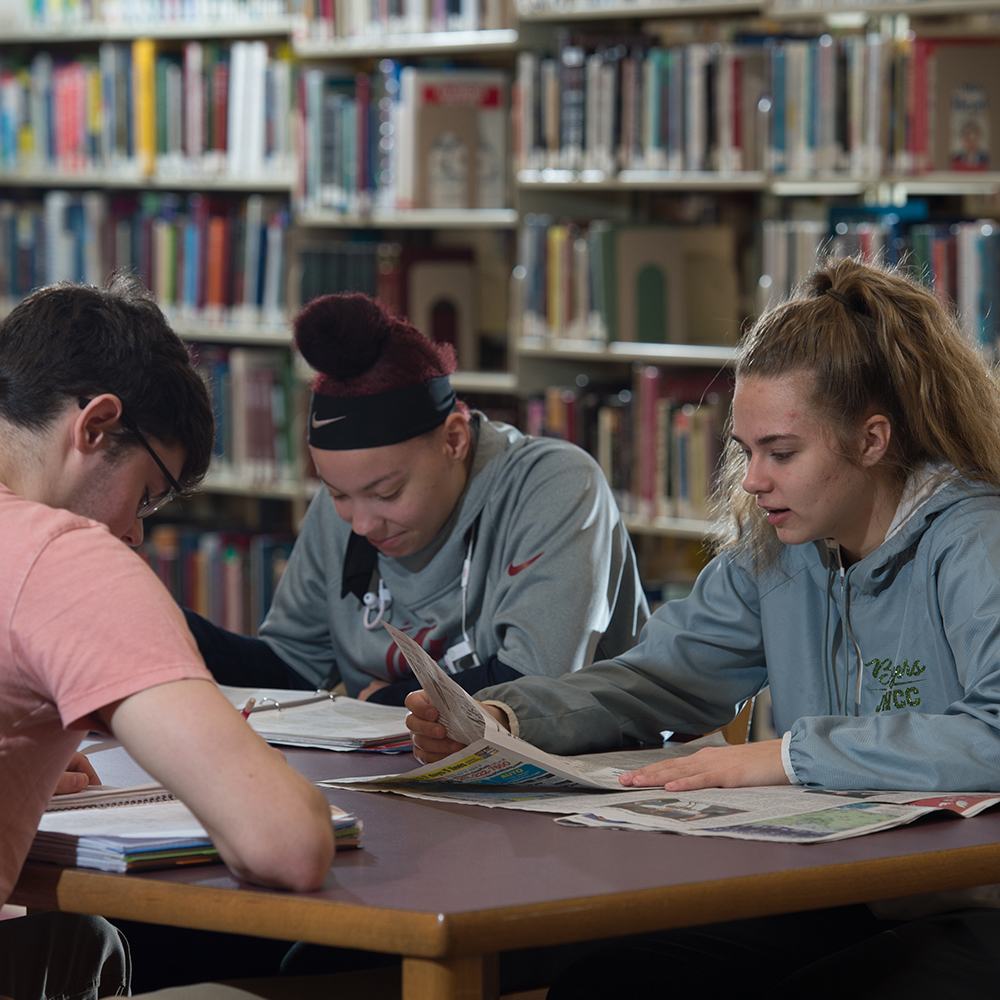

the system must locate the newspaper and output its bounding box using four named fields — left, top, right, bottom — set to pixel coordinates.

left=557, top=789, right=1000, bottom=844
left=329, top=622, right=686, bottom=790
left=324, top=733, right=730, bottom=794
left=324, top=623, right=1000, bottom=843
left=380, top=622, right=502, bottom=746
